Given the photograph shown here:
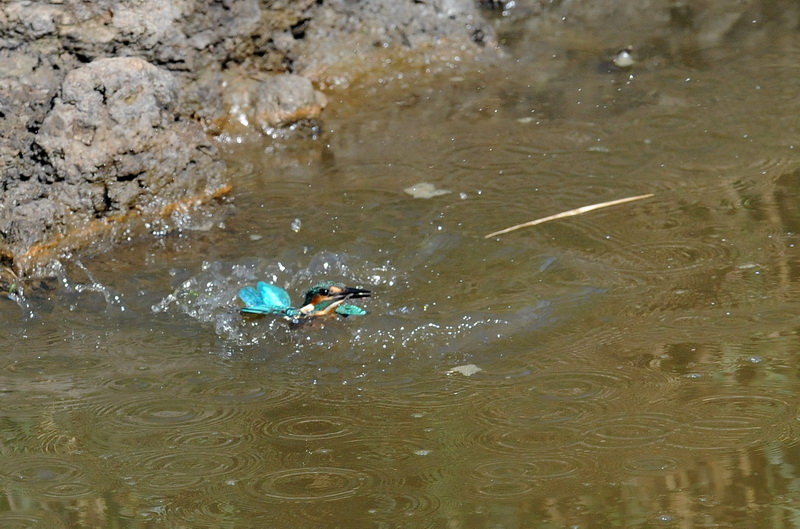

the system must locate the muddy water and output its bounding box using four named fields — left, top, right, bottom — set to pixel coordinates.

left=3, top=5, right=800, bottom=528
